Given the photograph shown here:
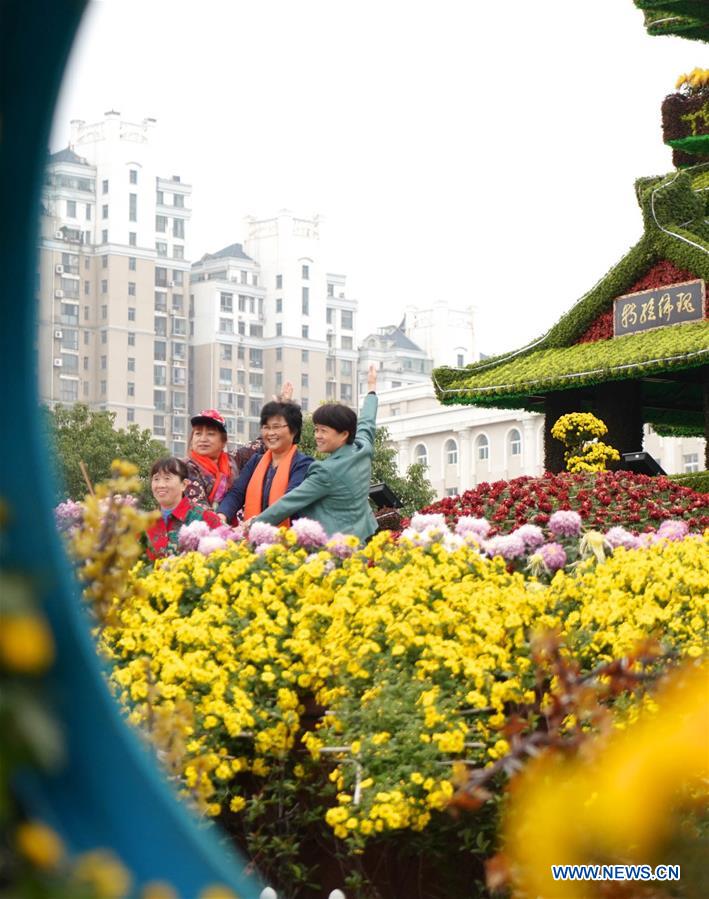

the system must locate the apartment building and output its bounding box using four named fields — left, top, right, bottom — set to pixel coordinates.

left=38, top=112, right=192, bottom=454
left=190, top=211, right=358, bottom=444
